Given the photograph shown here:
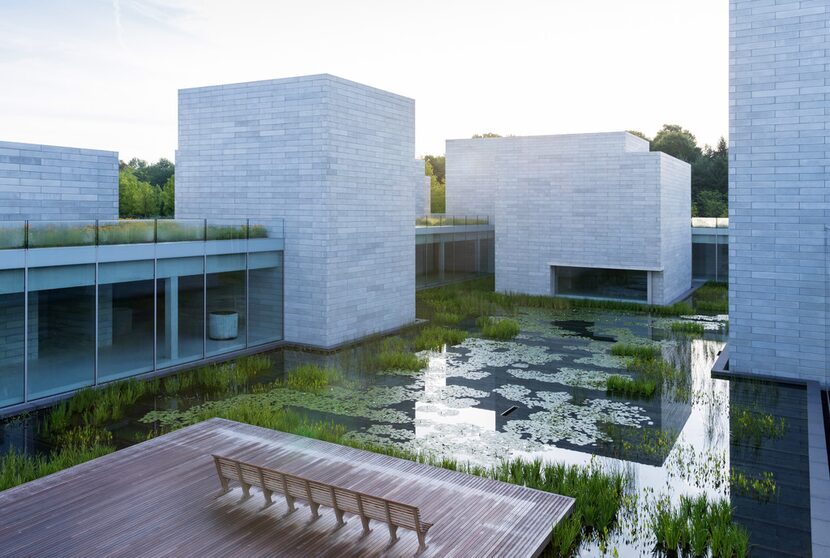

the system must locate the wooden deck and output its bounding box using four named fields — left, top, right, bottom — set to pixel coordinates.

left=0, top=419, right=573, bottom=557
